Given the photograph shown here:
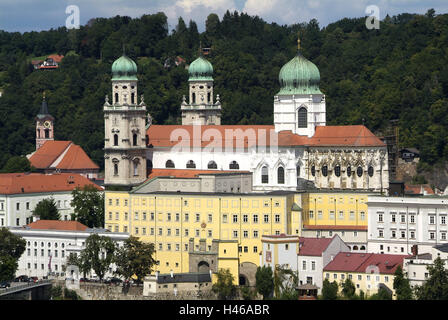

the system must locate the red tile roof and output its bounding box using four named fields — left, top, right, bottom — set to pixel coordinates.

left=303, top=225, right=368, bottom=231
left=298, top=237, right=333, bottom=256
left=56, top=144, right=99, bottom=170
left=324, top=252, right=409, bottom=274
left=146, top=125, right=385, bottom=148
left=47, top=54, right=64, bottom=63
left=29, top=141, right=72, bottom=168
left=405, top=184, right=434, bottom=195
left=0, top=173, right=101, bottom=195
left=29, top=141, right=98, bottom=170
left=27, top=220, right=88, bottom=231
left=147, top=168, right=249, bottom=179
